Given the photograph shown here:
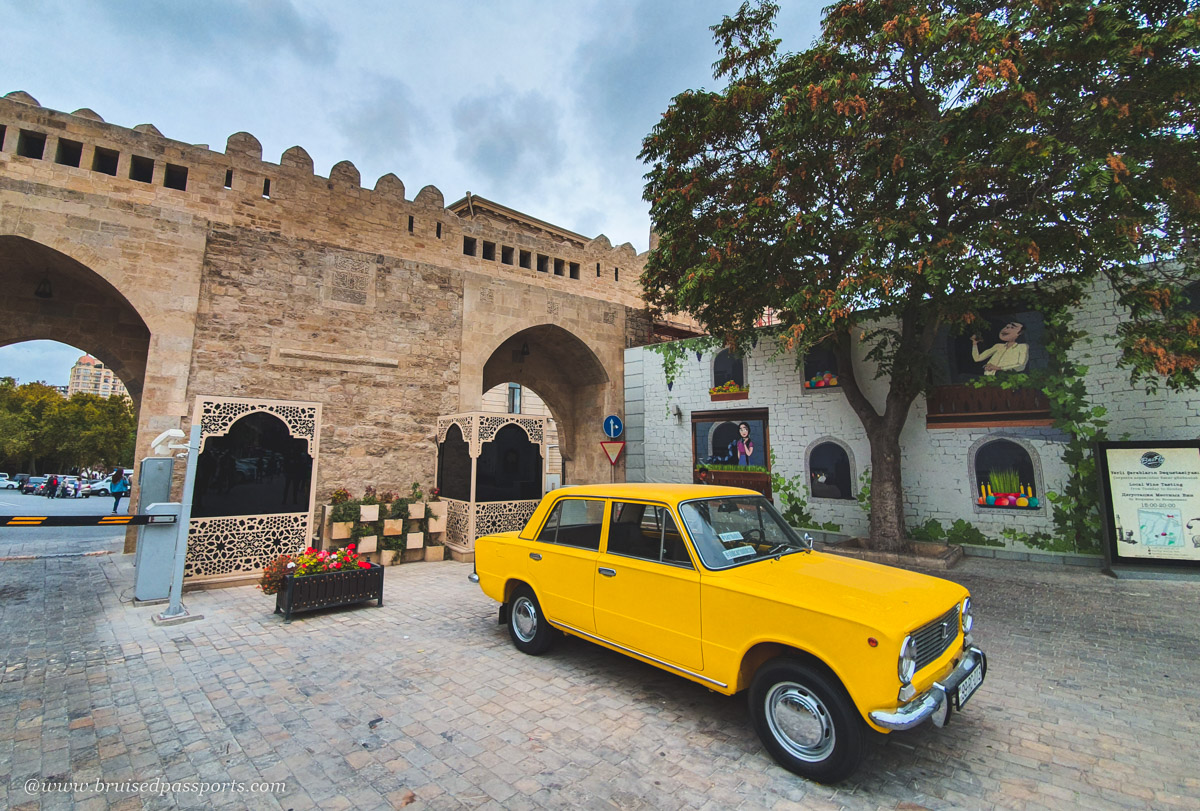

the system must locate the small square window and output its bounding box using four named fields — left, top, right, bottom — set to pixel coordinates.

left=463, top=236, right=477, bottom=257
left=163, top=163, right=188, bottom=191
left=537, top=254, right=549, bottom=273
left=17, top=130, right=46, bottom=160
left=519, top=250, right=531, bottom=269
left=54, top=138, right=83, bottom=167
left=554, top=258, right=565, bottom=276
left=501, top=246, right=514, bottom=265
left=569, top=262, right=580, bottom=280
left=482, top=241, right=496, bottom=261
left=129, top=155, right=154, bottom=183
left=92, top=147, right=119, bottom=176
